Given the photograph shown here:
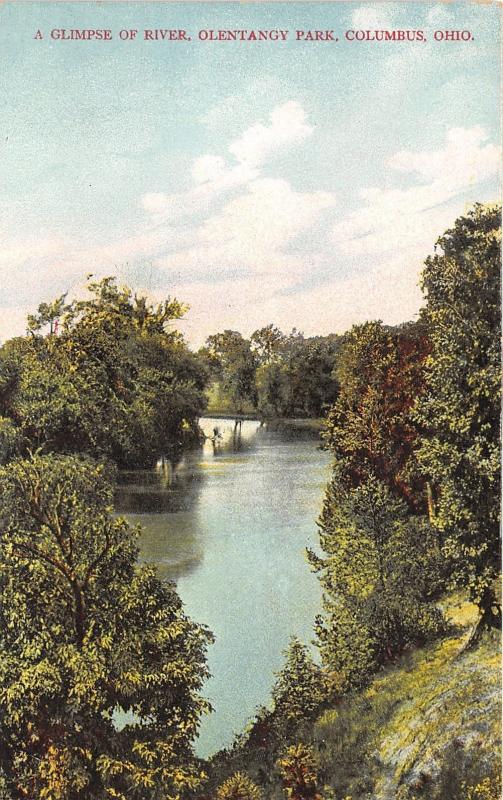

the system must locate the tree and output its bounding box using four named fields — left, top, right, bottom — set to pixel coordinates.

left=414, top=204, right=501, bottom=625
left=27, top=293, right=68, bottom=335
left=280, top=335, right=340, bottom=419
left=276, top=744, right=322, bottom=800
left=202, top=331, right=257, bottom=414
left=323, top=321, right=429, bottom=510
left=0, top=453, right=213, bottom=799
left=254, top=360, right=290, bottom=419
left=0, top=277, right=208, bottom=467
left=271, top=638, right=325, bottom=735
left=251, top=325, right=286, bottom=366
left=309, top=474, right=444, bottom=690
